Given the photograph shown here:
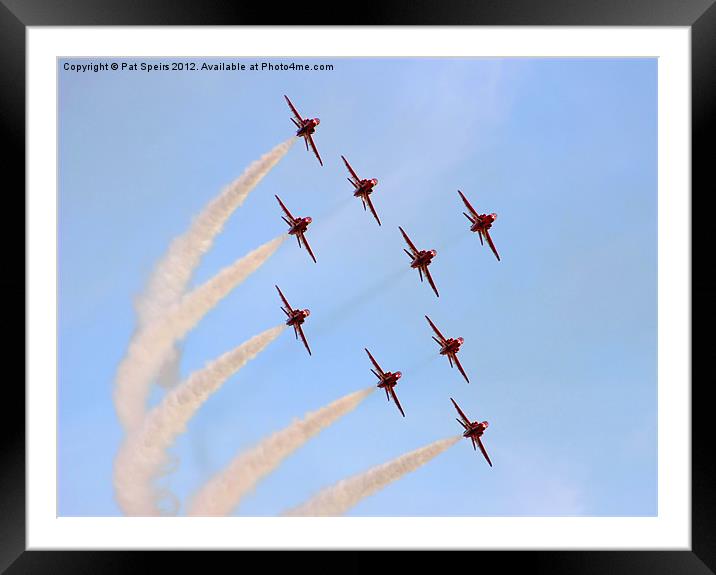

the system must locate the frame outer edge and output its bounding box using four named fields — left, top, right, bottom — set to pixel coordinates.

left=0, top=0, right=27, bottom=572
